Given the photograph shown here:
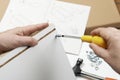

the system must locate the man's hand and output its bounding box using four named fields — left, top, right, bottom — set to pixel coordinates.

left=0, top=23, right=48, bottom=53
left=90, top=27, right=120, bottom=74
